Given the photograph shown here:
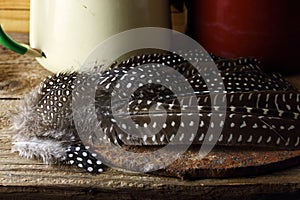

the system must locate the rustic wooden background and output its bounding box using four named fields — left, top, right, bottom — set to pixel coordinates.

left=0, top=0, right=30, bottom=32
